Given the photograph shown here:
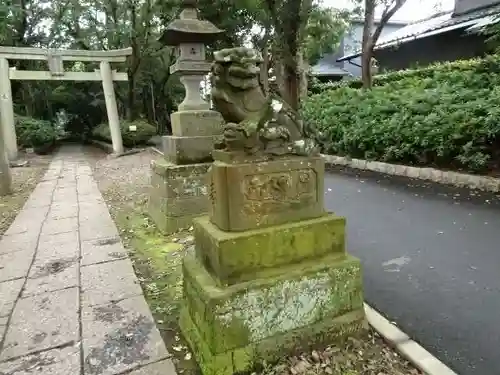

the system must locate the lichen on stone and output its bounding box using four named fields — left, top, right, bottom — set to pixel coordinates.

left=216, top=273, right=335, bottom=341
